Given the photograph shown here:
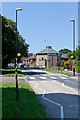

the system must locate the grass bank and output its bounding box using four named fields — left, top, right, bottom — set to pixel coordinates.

left=2, top=83, right=48, bottom=119
left=4, top=69, right=24, bottom=77
left=57, top=72, right=73, bottom=76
